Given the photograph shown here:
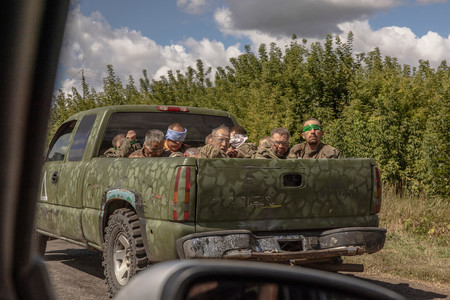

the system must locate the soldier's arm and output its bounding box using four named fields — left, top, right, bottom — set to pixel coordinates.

left=116, top=139, right=133, bottom=157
